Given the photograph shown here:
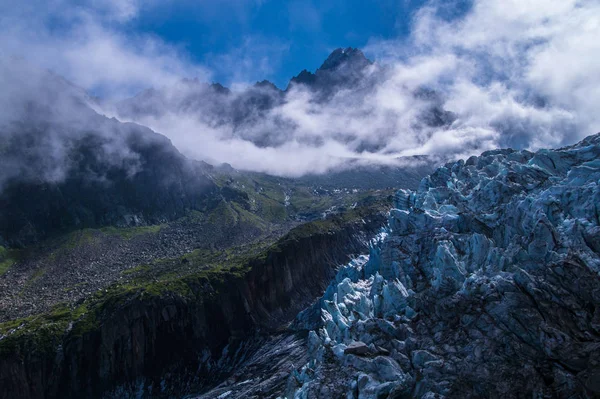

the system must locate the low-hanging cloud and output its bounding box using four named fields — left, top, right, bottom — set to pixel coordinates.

left=1, top=0, right=599, bottom=177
